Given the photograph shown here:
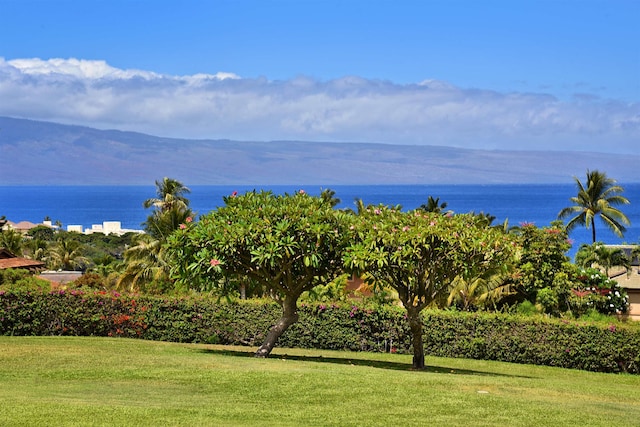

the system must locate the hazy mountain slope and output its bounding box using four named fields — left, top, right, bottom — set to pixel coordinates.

left=1, top=116, right=637, bottom=185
